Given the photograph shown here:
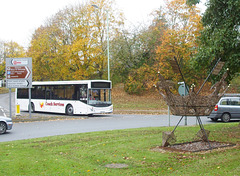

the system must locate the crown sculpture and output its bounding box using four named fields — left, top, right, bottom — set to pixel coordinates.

left=156, top=59, right=228, bottom=116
